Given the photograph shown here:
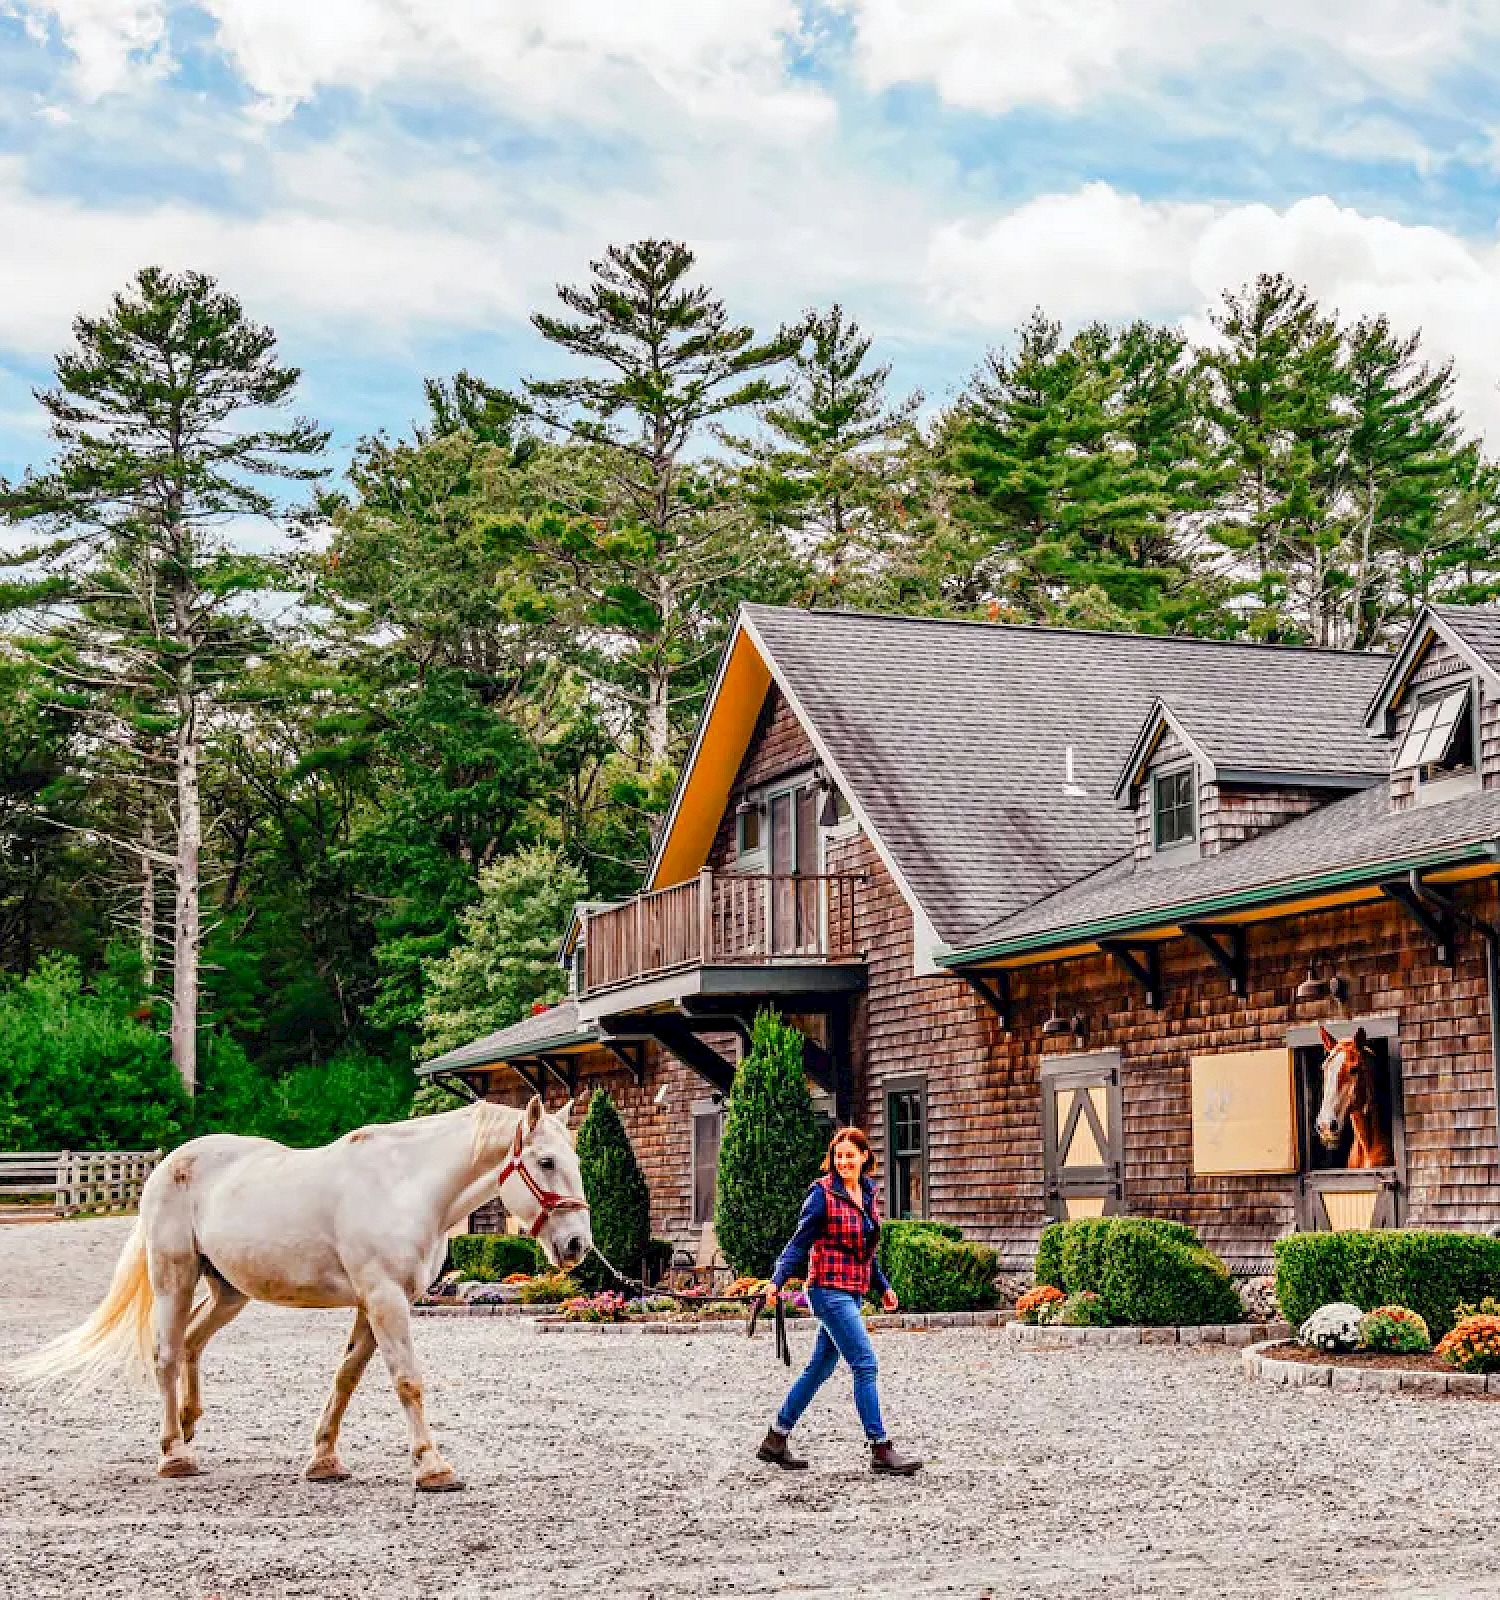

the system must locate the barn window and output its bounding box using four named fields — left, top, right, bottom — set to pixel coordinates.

left=1396, top=682, right=1474, bottom=779
left=1152, top=766, right=1197, bottom=851
left=885, top=1079, right=927, bottom=1220
left=691, top=1099, right=725, bottom=1228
